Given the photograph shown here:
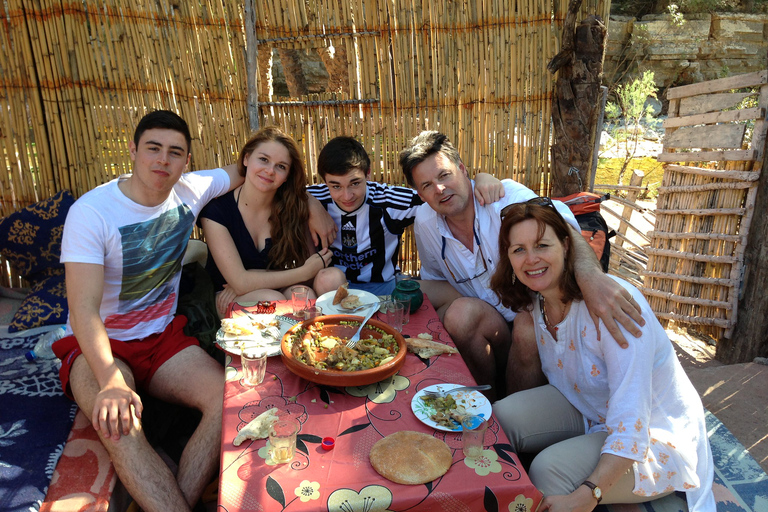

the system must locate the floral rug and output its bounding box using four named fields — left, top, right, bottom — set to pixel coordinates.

left=0, top=327, right=77, bottom=512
